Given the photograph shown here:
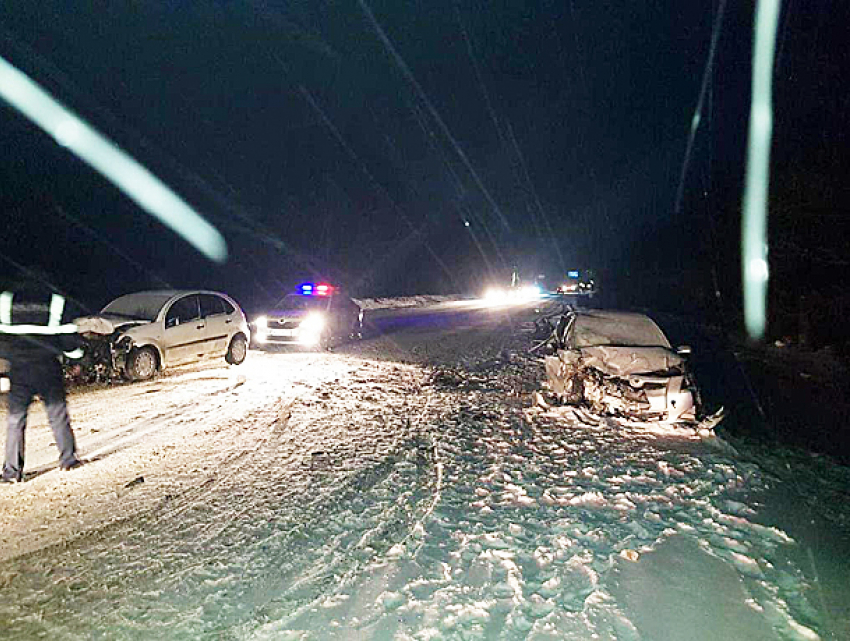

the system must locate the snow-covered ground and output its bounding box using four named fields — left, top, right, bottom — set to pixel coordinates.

left=0, top=301, right=848, bottom=640
left=354, top=294, right=469, bottom=310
